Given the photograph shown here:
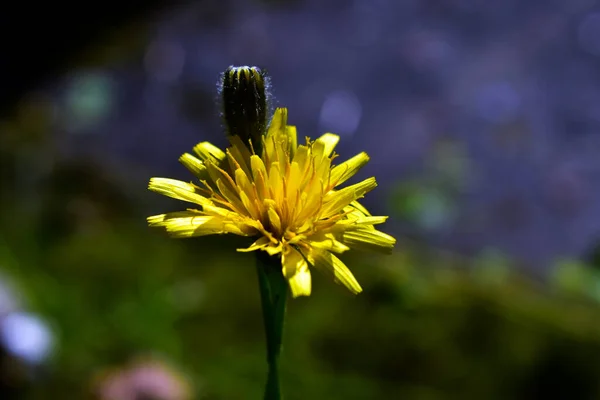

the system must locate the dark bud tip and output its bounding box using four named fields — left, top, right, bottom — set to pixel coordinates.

left=220, top=65, right=269, bottom=153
